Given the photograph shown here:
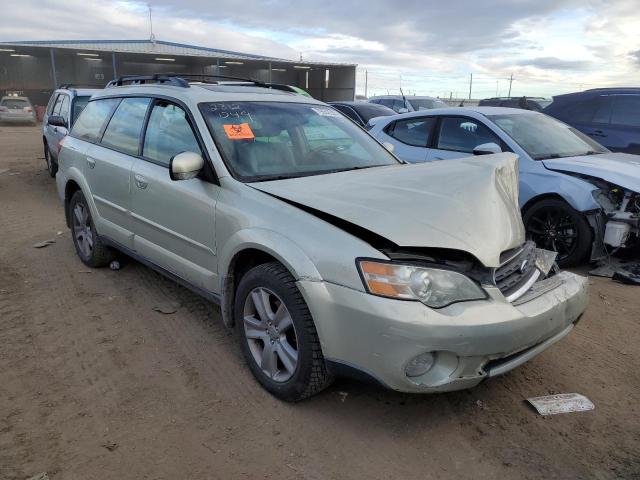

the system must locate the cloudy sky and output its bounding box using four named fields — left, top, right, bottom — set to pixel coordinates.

left=1, top=0, right=638, bottom=98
